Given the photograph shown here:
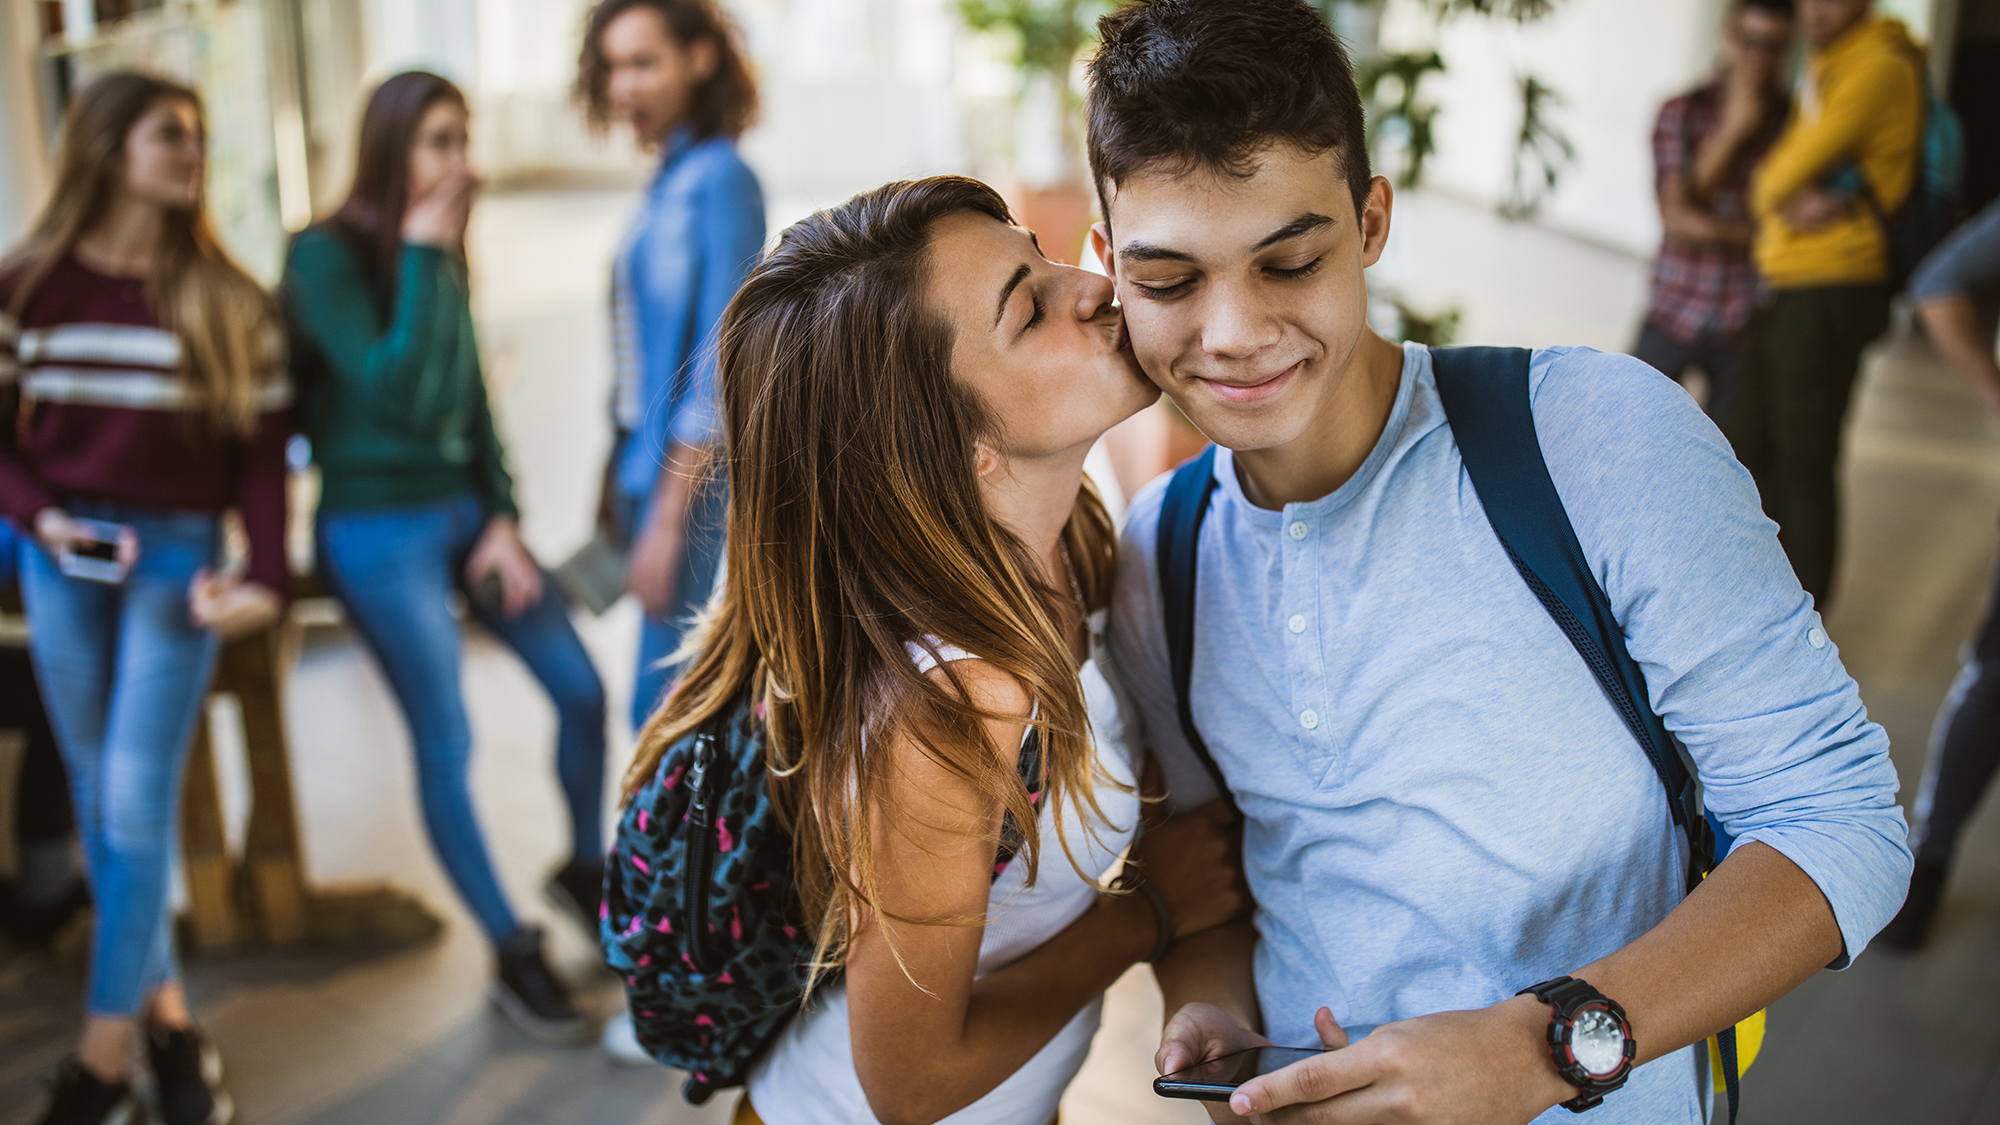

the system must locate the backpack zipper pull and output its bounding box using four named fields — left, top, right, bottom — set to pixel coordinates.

left=687, top=734, right=716, bottom=826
